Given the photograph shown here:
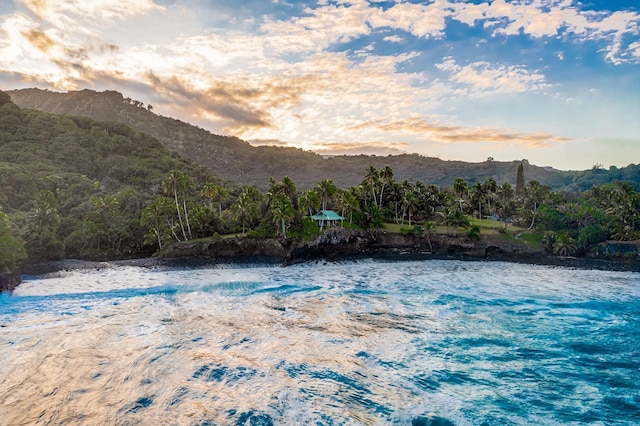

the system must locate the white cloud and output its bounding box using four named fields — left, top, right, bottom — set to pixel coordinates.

left=452, top=0, right=640, bottom=63
left=436, top=57, right=549, bottom=96
left=383, top=35, right=404, bottom=43
left=18, top=0, right=163, bottom=26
